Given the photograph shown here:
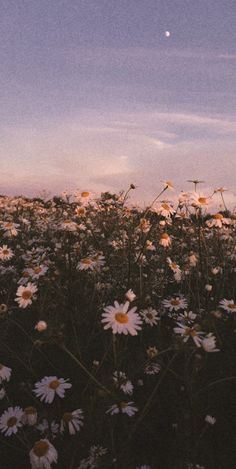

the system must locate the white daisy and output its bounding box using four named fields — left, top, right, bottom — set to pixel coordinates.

left=106, top=401, right=138, bottom=417
left=0, top=245, right=14, bottom=261
left=102, top=301, right=142, bottom=336
left=28, top=264, right=48, bottom=280
left=155, top=202, right=175, bottom=218
left=205, top=415, right=216, bottom=425
left=113, top=371, right=134, bottom=395
left=33, top=376, right=72, bottom=404
left=0, top=364, right=12, bottom=382
left=174, top=323, right=203, bottom=347
left=206, top=213, right=231, bottom=228
left=29, top=439, right=58, bottom=469
left=60, top=409, right=84, bottom=435
left=15, top=283, right=38, bottom=308
left=159, top=233, right=172, bottom=247
left=22, top=406, right=38, bottom=426
left=0, top=406, right=23, bottom=436
left=219, top=299, right=236, bottom=313
left=140, top=308, right=160, bottom=326
left=162, top=296, right=188, bottom=311
left=201, top=334, right=219, bottom=353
